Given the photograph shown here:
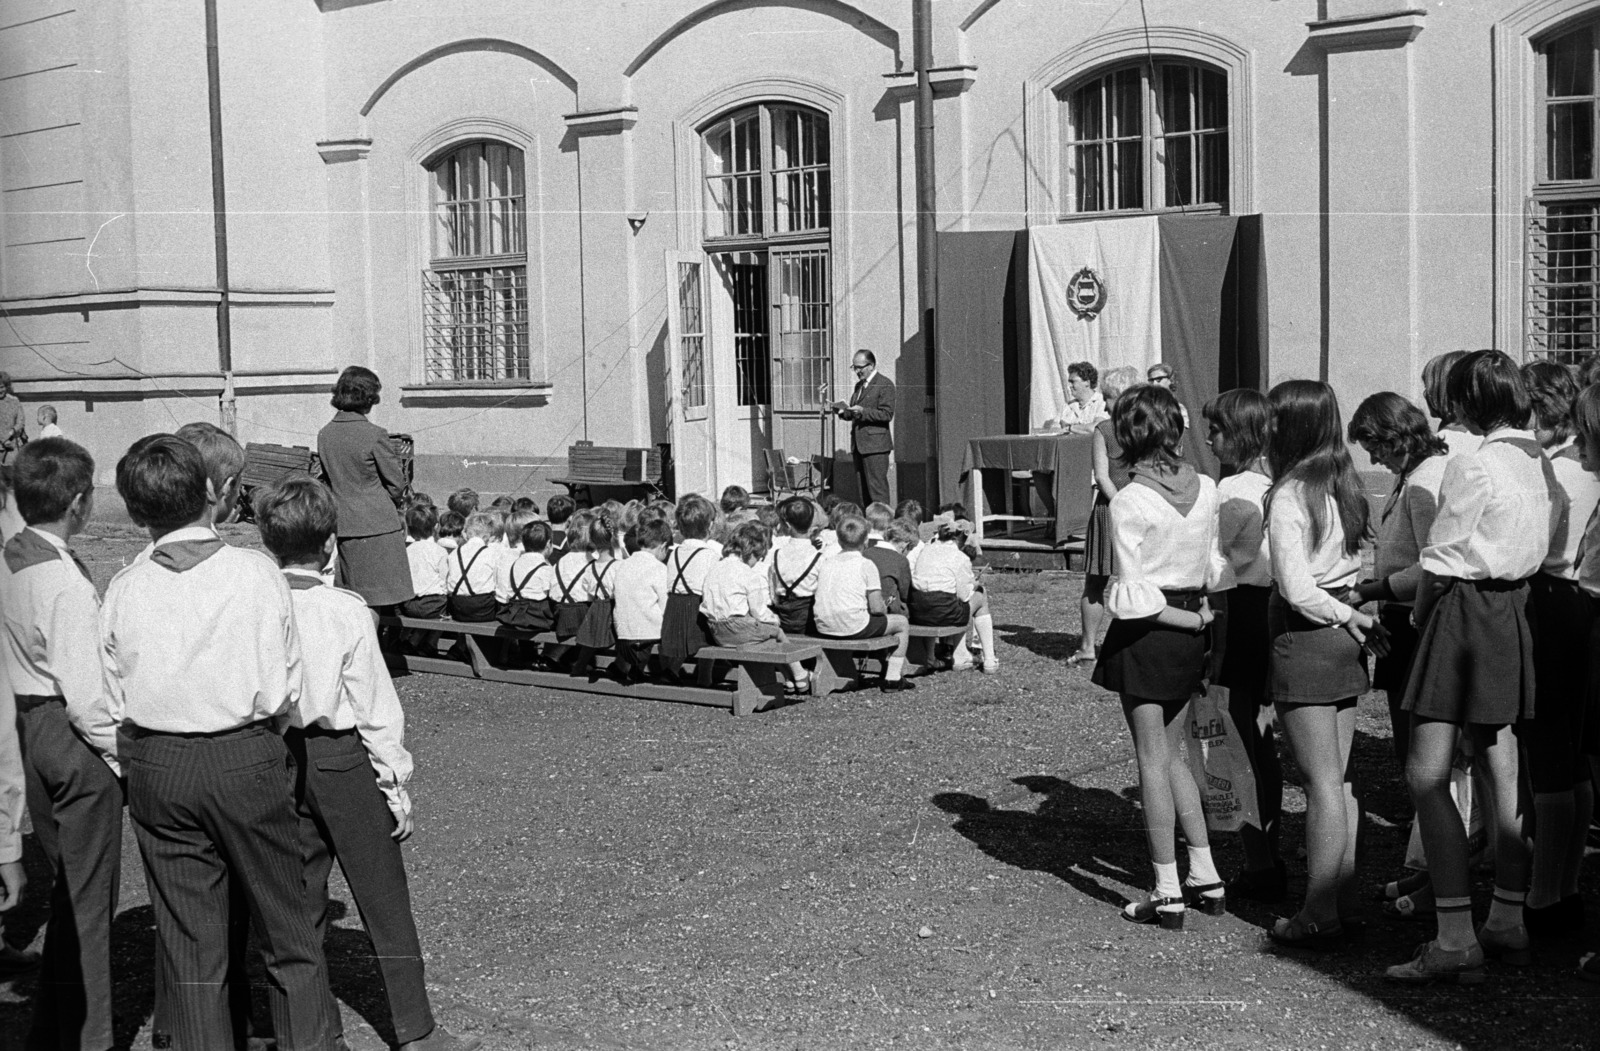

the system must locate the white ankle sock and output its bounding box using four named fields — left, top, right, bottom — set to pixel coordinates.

left=1154, top=860, right=1181, bottom=901
left=886, top=656, right=904, bottom=681
left=1186, top=845, right=1221, bottom=888
left=1484, top=887, right=1526, bottom=932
